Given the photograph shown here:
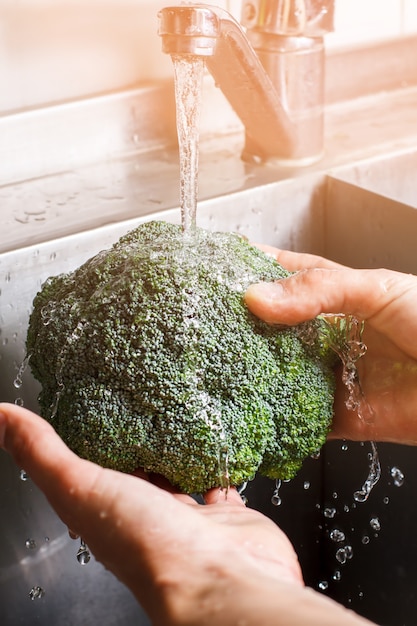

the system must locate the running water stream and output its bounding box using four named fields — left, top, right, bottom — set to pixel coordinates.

left=172, top=55, right=205, bottom=233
